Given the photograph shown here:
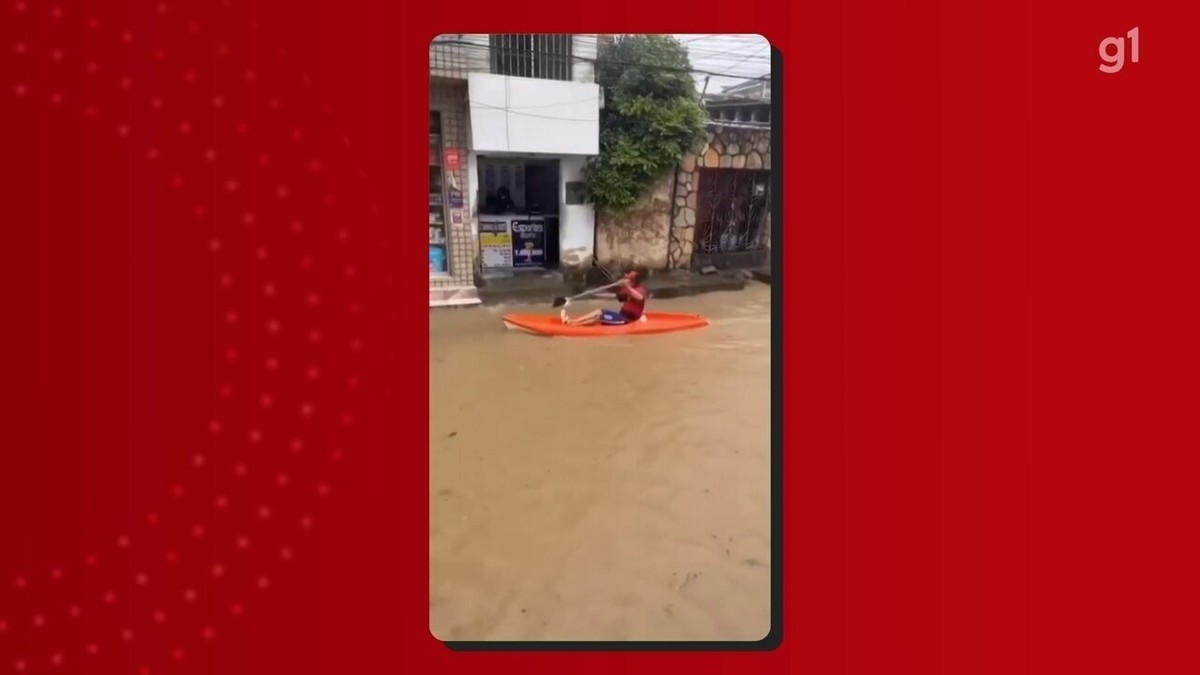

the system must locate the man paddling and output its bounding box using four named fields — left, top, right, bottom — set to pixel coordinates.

left=561, top=269, right=649, bottom=326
